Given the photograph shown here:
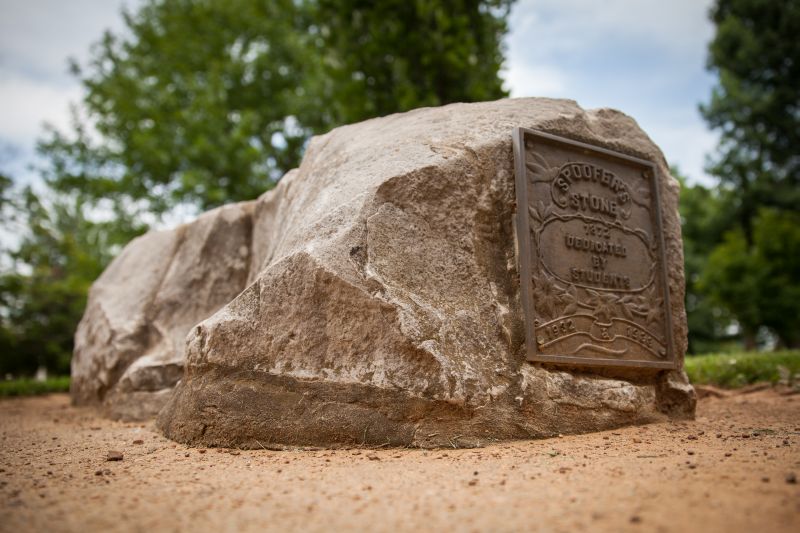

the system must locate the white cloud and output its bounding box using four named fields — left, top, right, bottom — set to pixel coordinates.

left=0, top=0, right=140, bottom=82
left=642, top=118, right=720, bottom=186
left=0, top=0, right=142, bottom=180
left=0, top=71, right=80, bottom=146
left=503, top=0, right=719, bottom=184
left=507, top=0, right=714, bottom=60
left=503, top=62, right=567, bottom=98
